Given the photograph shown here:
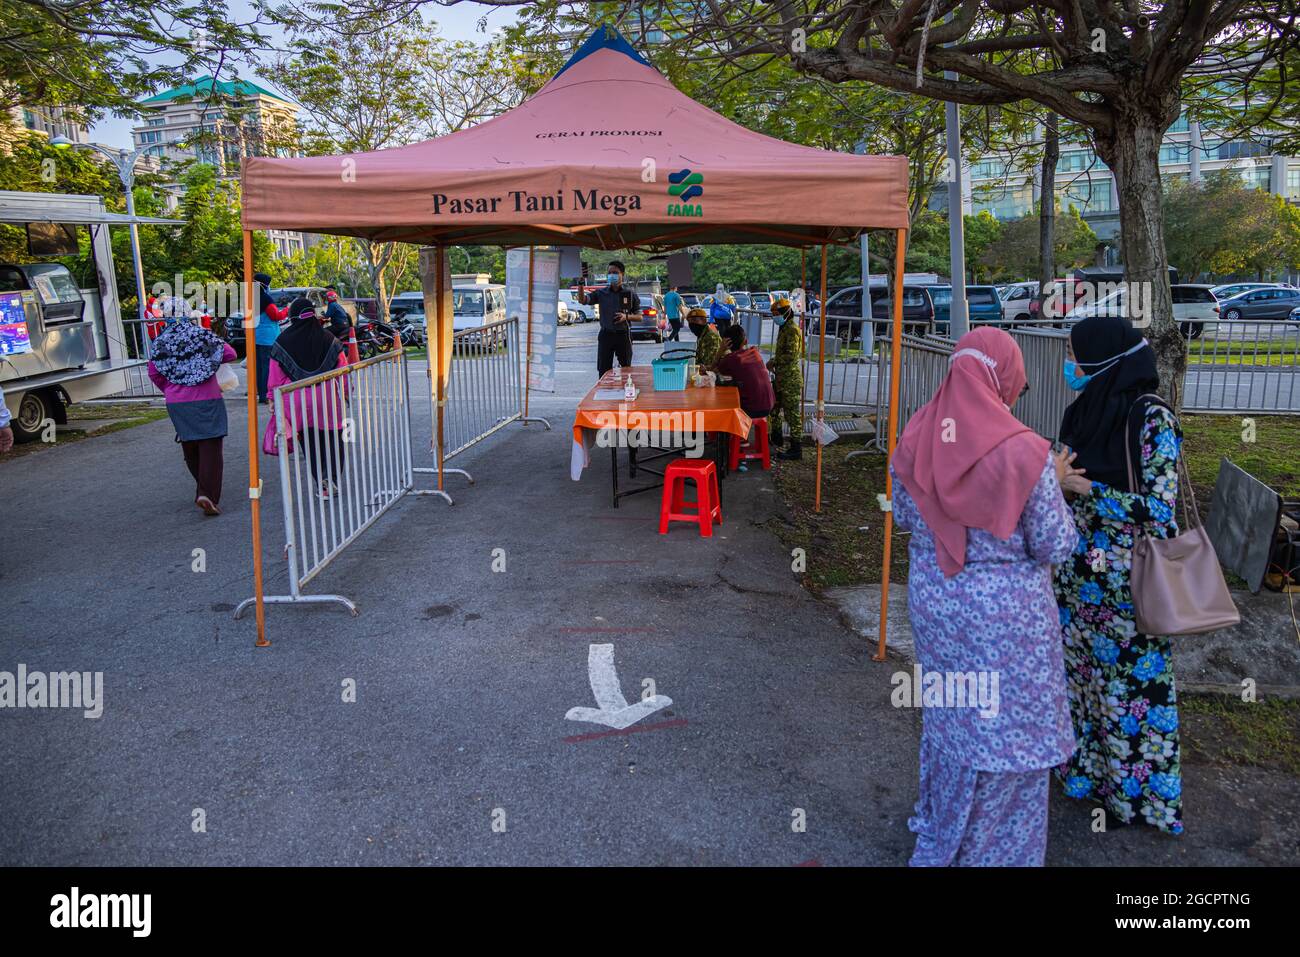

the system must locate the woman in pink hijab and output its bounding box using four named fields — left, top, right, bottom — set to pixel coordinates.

left=889, top=326, right=1081, bottom=866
